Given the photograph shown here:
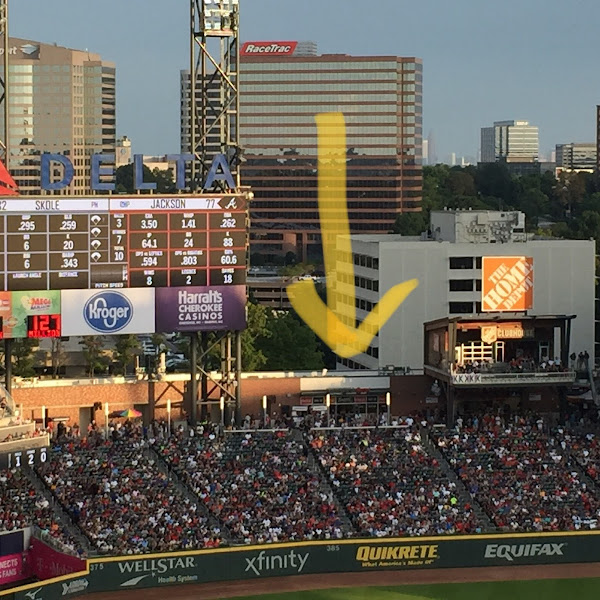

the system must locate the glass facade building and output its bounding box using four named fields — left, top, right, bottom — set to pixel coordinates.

left=0, top=37, right=116, bottom=195
left=480, top=120, right=539, bottom=164
left=181, top=45, right=423, bottom=262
